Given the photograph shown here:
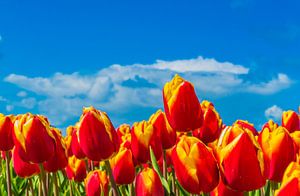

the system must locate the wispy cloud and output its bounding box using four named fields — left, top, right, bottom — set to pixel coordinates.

left=265, top=105, right=283, bottom=121
left=4, top=56, right=293, bottom=126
